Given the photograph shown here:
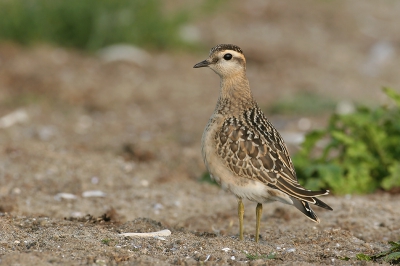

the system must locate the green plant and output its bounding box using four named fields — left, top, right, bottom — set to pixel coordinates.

left=0, top=0, right=224, bottom=51
left=199, top=172, right=218, bottom=186
left=293, top=87, right=400, bottom=194
left=356, top=253, right=371, bottom=261
left=357, top=240, right=400, bottom=264
left=101, top=238, right=112, bottom=245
